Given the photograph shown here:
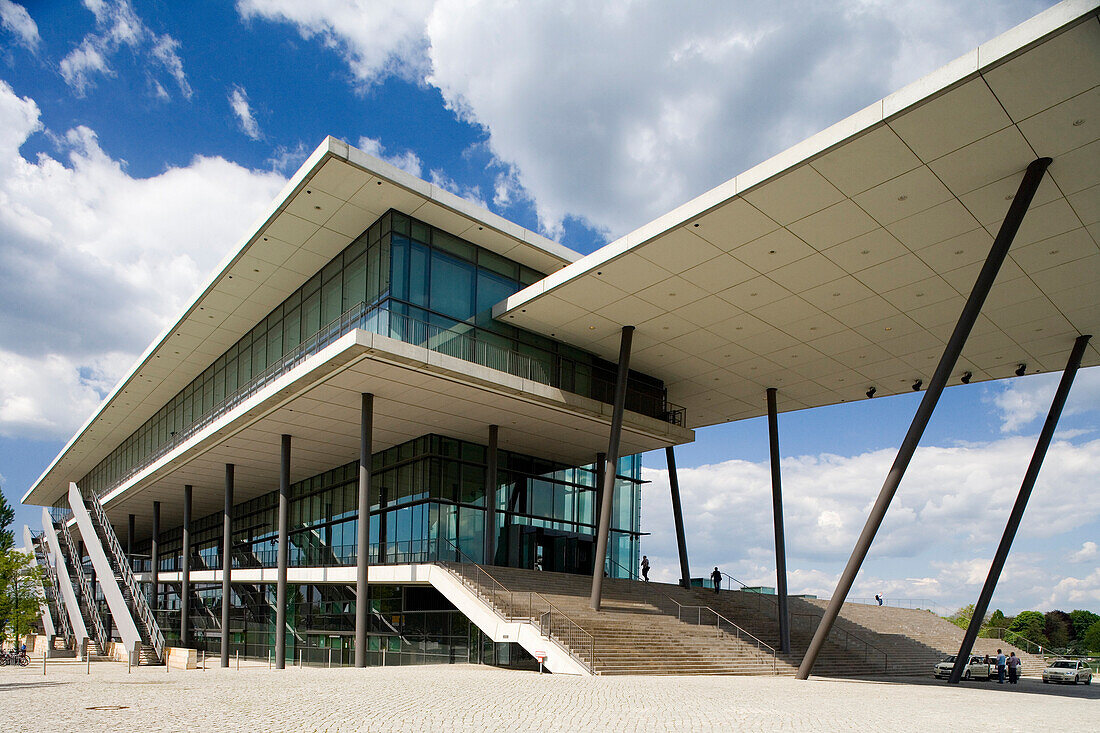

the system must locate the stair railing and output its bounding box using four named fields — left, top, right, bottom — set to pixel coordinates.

left=665, top=596, right=777, bottom=674
left=83, top=490, right=165, bottom=660
left=790, top=611, right=889, bottom=673
left=436, top=539, right=596, bottom=672
left=36, top=538, right=74, bottom=647
left=956, top=618, right=1044, bottom=656
left=57, top=522, right=109, bottom=654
